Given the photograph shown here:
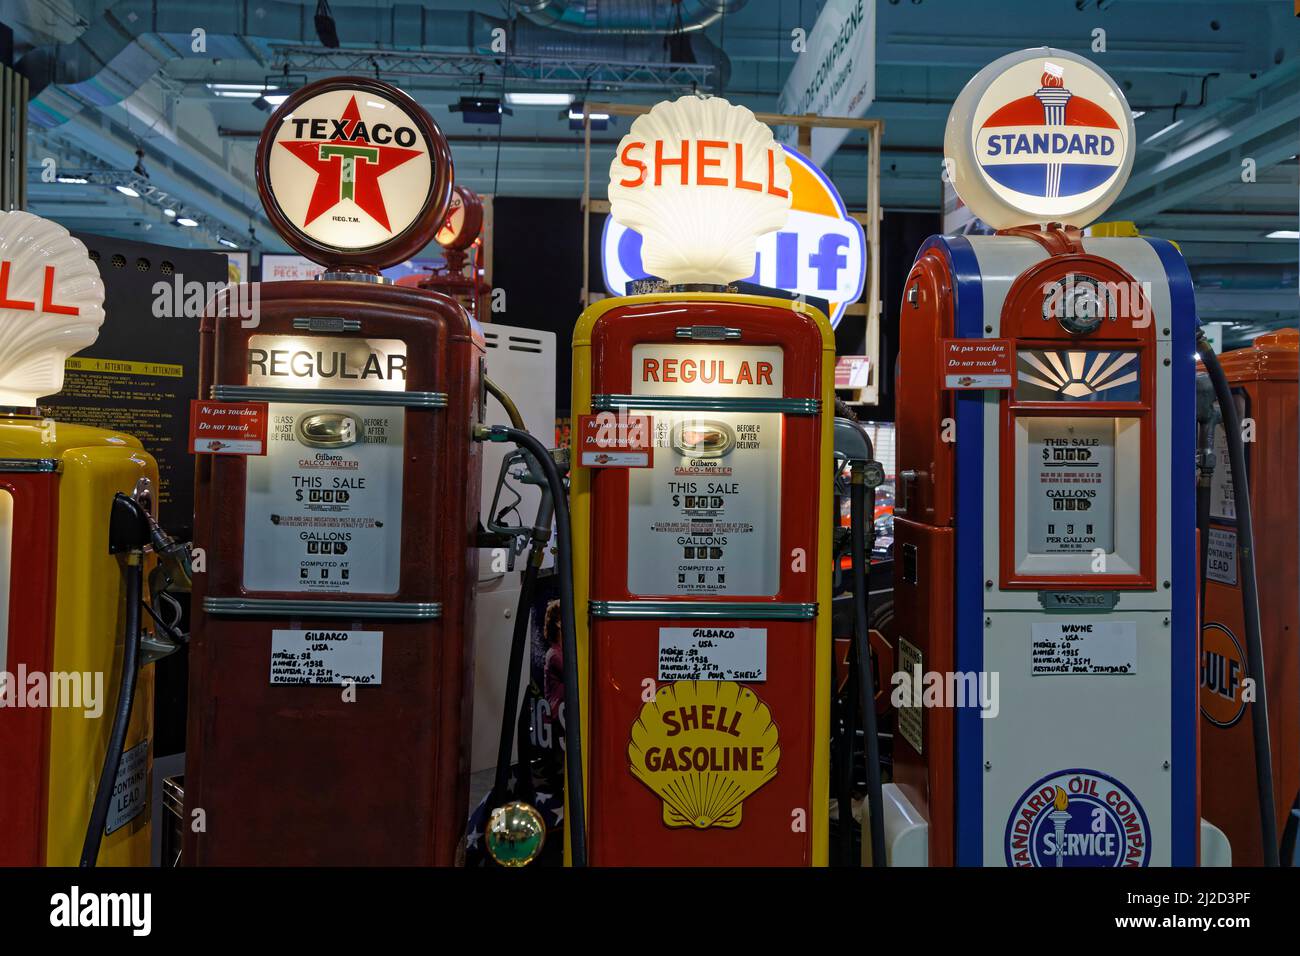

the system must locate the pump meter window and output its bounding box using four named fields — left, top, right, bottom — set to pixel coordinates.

left=1014, top=415, right=1142, bottom=576
left=243, top=403, right=404, bottom=594
left=626, top=344, right=784, bottom=597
